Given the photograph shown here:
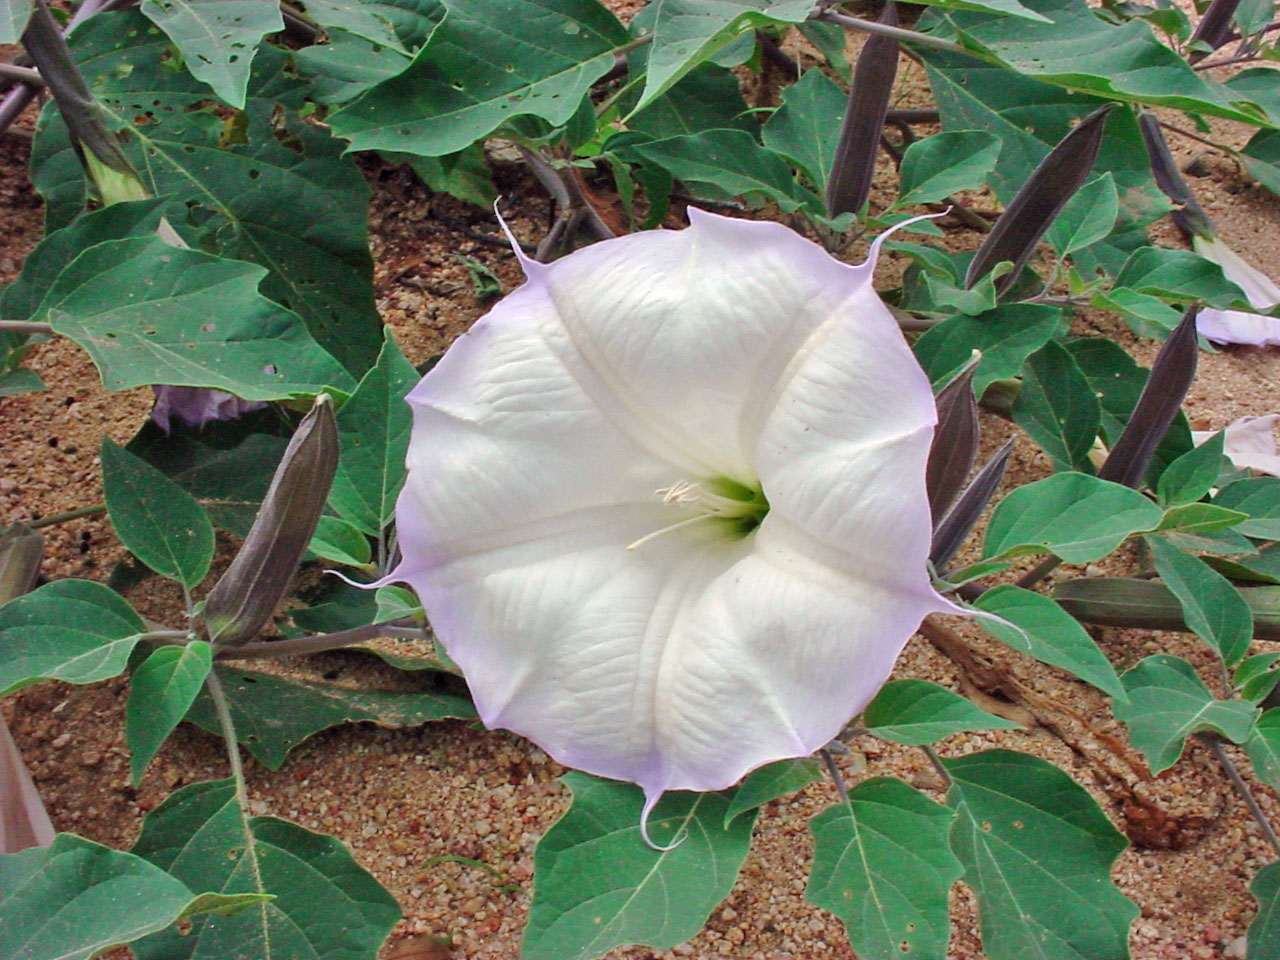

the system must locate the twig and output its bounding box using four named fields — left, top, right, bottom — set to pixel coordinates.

left=756, top=29, right=800, bottom=80
left=921, top=744, right=953, bottom=788
left=1159, top=119, right=1236, bottom=155
left=216, top=620, right=422, bottom=660
left=0, top=63, right=42, bottom=86
left=886, top=108, right=940, bottom=124
left=813, top=10, right=971, bottom=55
left=27, top=503, right=106, bottom=528
left=1016, top=555, right=1062, bottom=590
left=1205, top=736, right=1280, bottom=857
left=0, top=321, right=53, bottom=335
left=1193, top=51, right=1264, bottom=70
left=820, top=747, right=851, bottom=805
